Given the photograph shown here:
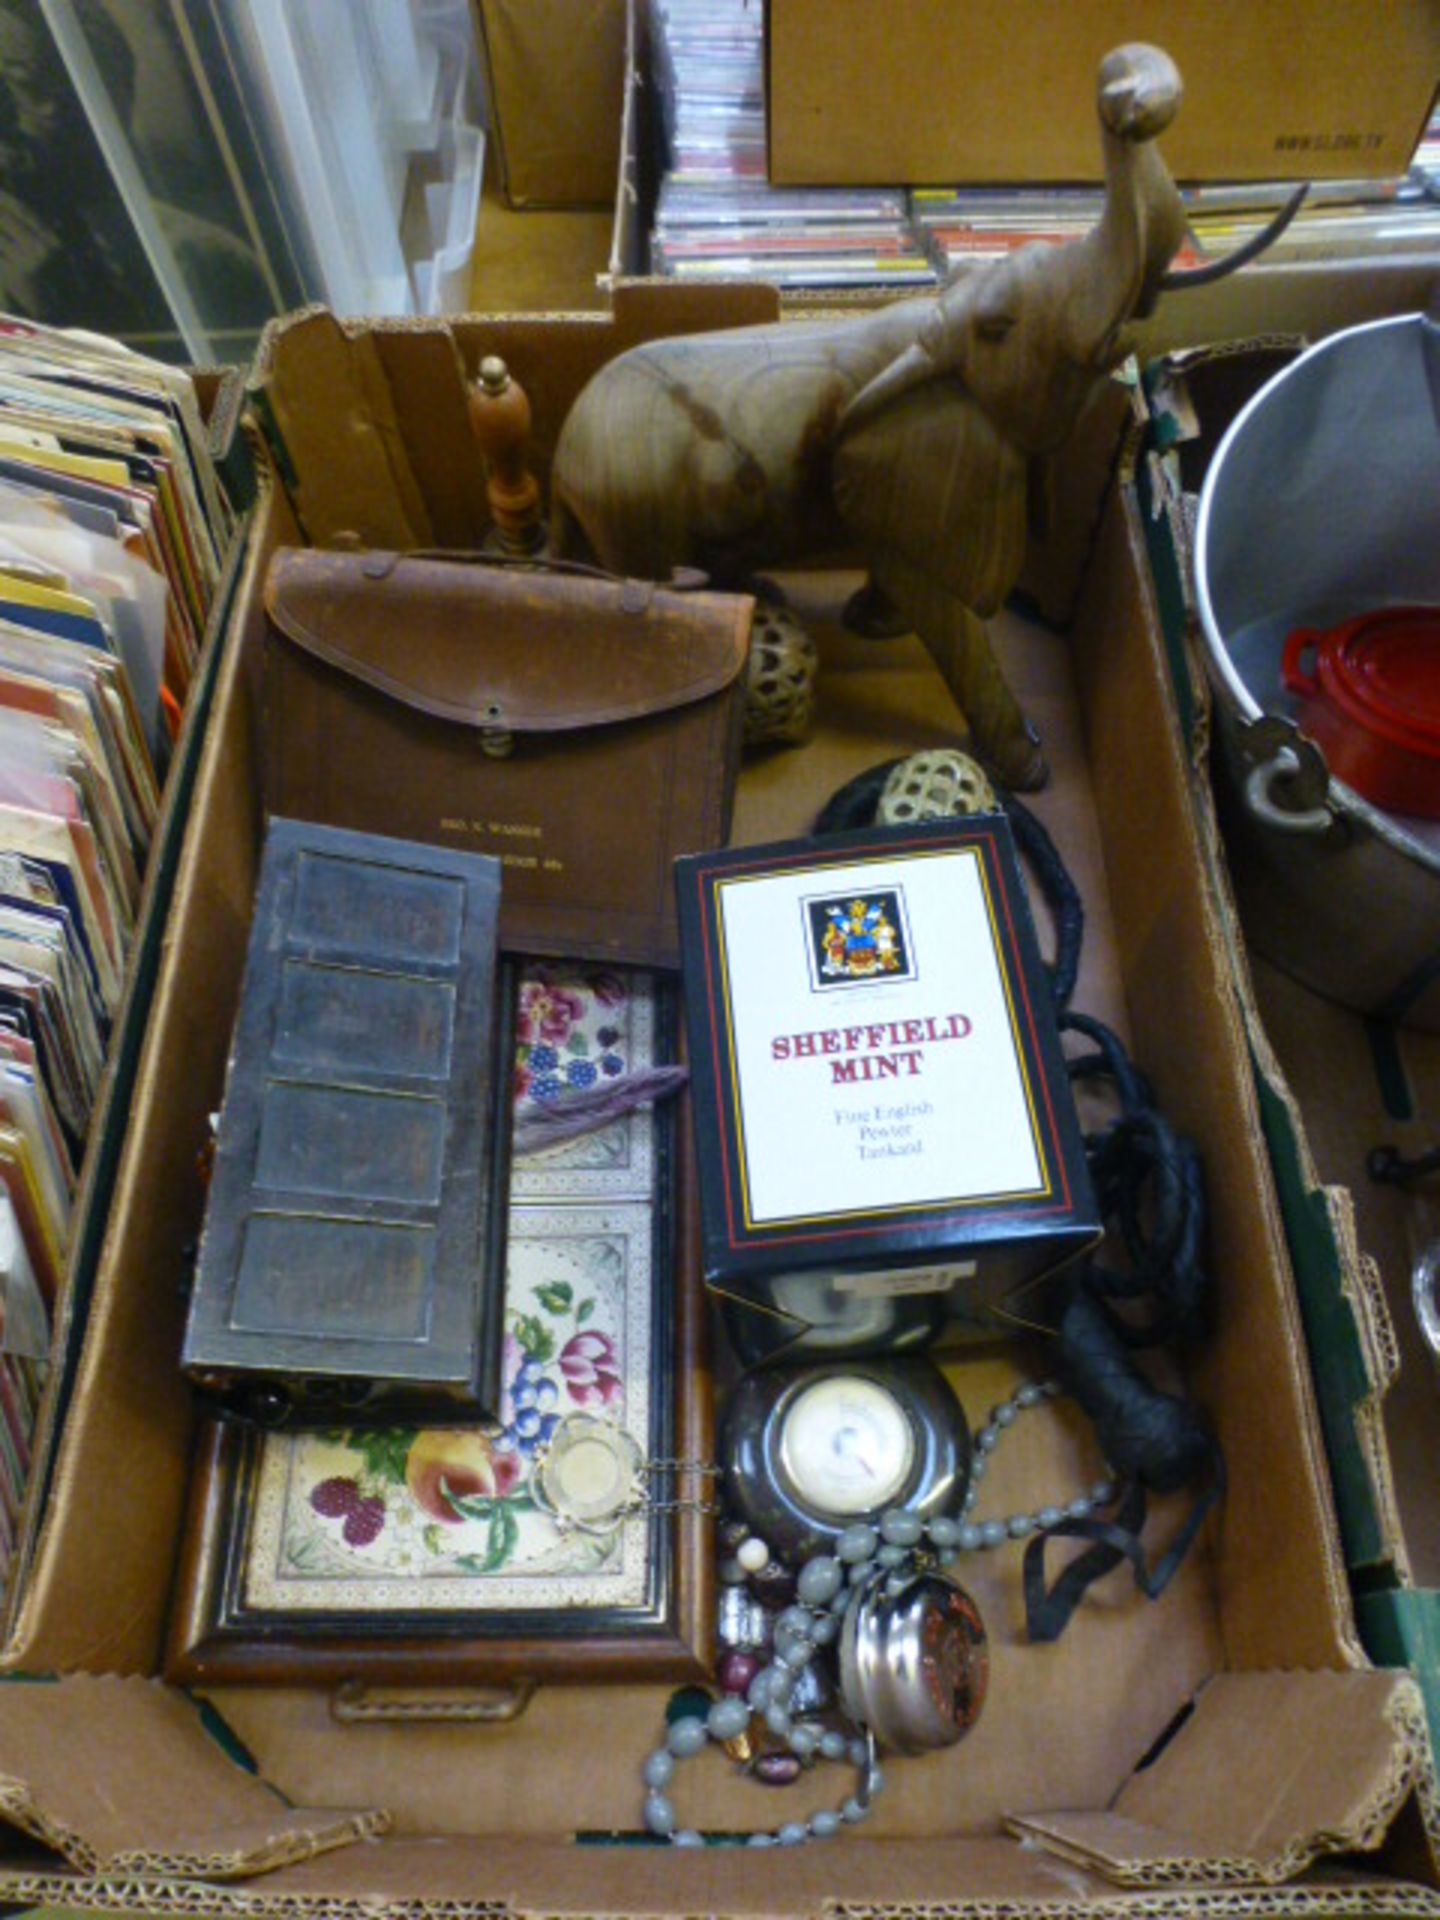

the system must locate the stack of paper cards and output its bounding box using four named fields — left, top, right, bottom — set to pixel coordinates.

left=0, top=314, right=233, bottom=1584
left=0, top=313, right=233, bottom=752
left=0, top=1196, right=48, bottom=1567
